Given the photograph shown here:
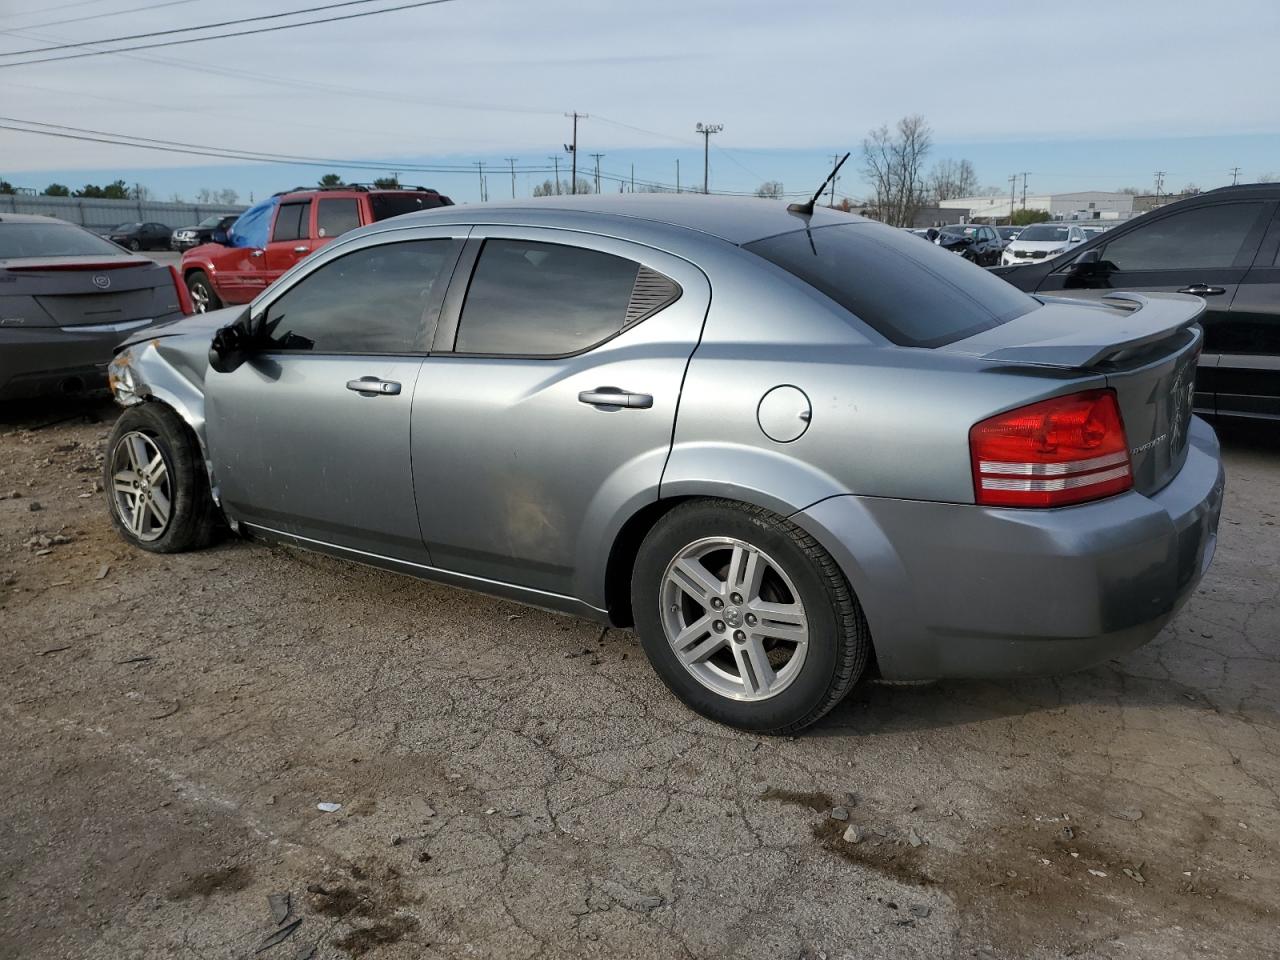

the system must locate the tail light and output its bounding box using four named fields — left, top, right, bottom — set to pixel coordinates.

left=970, top=389, right=1132, bottom=508
left=168, top=265, right=194, bottom=316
